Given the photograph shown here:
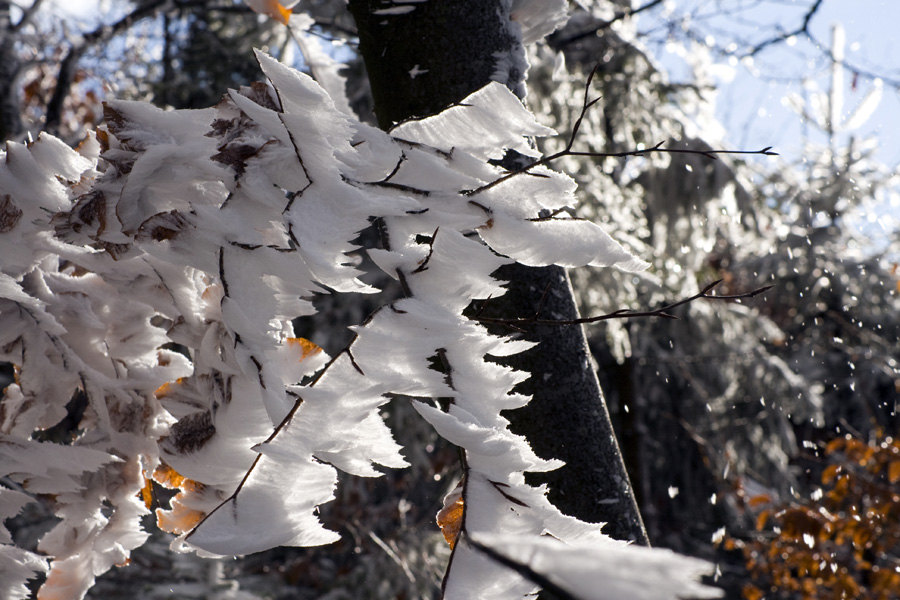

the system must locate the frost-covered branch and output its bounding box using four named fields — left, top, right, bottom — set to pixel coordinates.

left=1, top=45, right=722, bottom=600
